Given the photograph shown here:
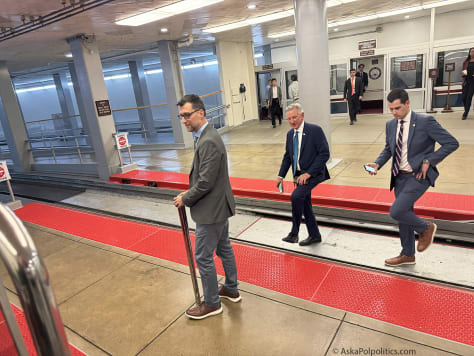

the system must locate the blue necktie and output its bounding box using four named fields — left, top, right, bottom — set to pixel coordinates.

left=293, top=131, right=299, bottom=175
